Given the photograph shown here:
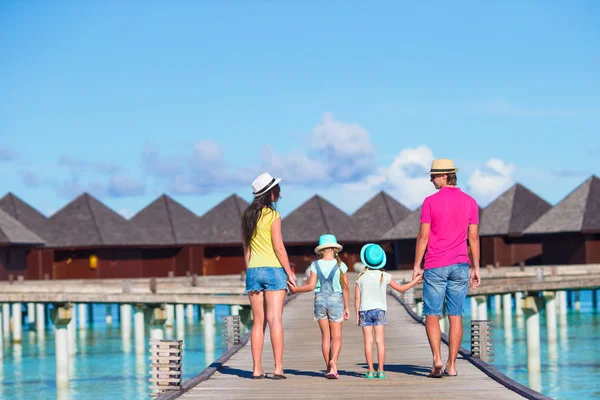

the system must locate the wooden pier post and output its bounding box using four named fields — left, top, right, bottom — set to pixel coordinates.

left=543, top=291, right=557, bottom=343
left=2, top=304, right=9, bottom=337
left=165, top=304, right=174, bottom=328
left=204, top=305, right=216, bottom=353
left=186, top=304, right=194, bottom=323
left=574, top=291, right=581, bottom=311
left=474, top=295, right=488, bottom=320
left=175, top=304, right=185, bottom=340
left=515, top=292, right=524, bottom=317
left=36, top=303, right=46, bottom=335
left=27, top=303, right=35, bottom=327
left=134, top=304, right=146, bottom=354
left=0, top=307, right=3, bottom=359
left=522, top=295, right=545, bottom=373
left=502, top=294, right=512, bottom=340
left=593, top=290, right=598, bottom=309
left=78, top=304, right=87, bottom=330
left=145, top=305, right=168, bottom=340
left=470, top=297, right=478, bottom=319
left=67, top=305, right=77, bottom=355
left=51, top=305, right=73, bottom=389
left=493, top=295, right=502, bottom=313
left=105, top=304, right=113, bottom=325
left=12, top=303, right=22, bottom=343
left=120, top=304, right=132, bottom=338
